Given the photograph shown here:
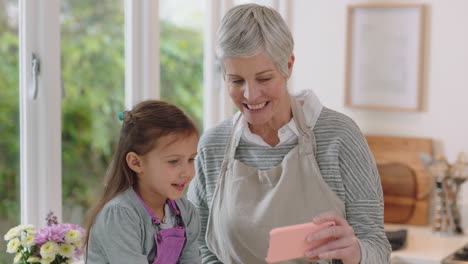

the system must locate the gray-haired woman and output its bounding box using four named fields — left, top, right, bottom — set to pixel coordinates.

left=188, top=3, right=391, bottom=264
